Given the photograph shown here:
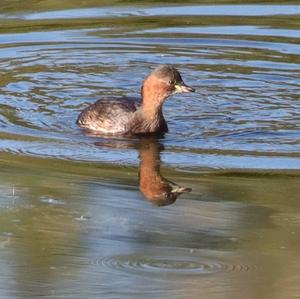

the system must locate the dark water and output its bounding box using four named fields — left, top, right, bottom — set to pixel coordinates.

left=0, top=1, right=300, bottom=298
